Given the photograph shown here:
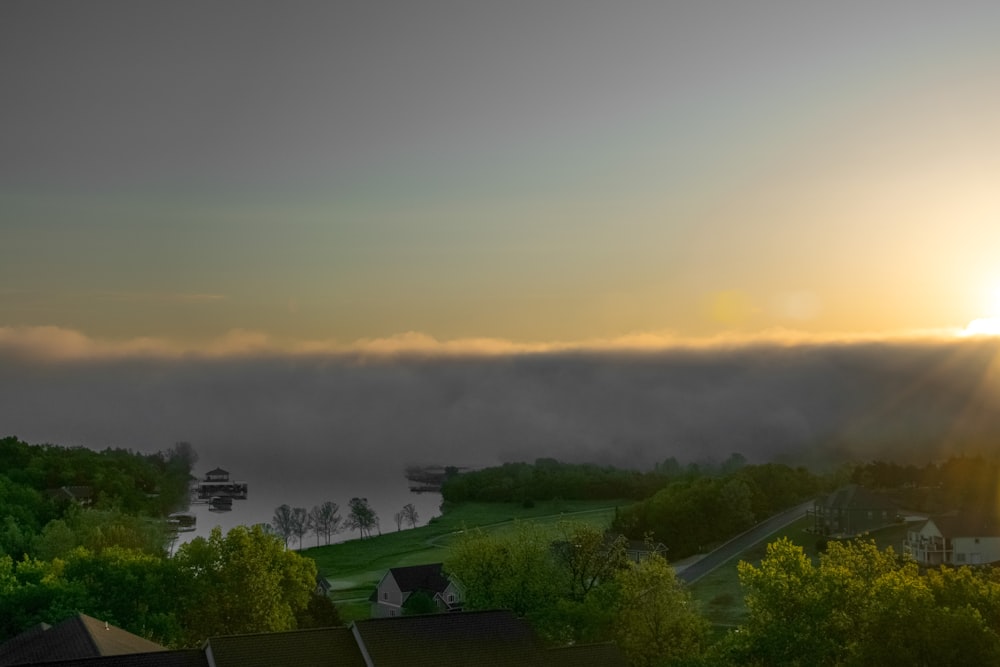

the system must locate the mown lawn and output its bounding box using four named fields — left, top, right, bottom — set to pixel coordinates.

left=689, top=517, right=912, bottom=631
left=303, top=499, right=629, bottom=618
